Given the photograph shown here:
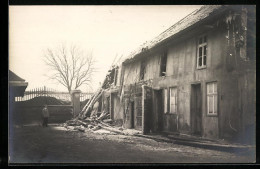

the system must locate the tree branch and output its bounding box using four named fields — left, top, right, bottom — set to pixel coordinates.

left=43, top=44, right=95, bottom=92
